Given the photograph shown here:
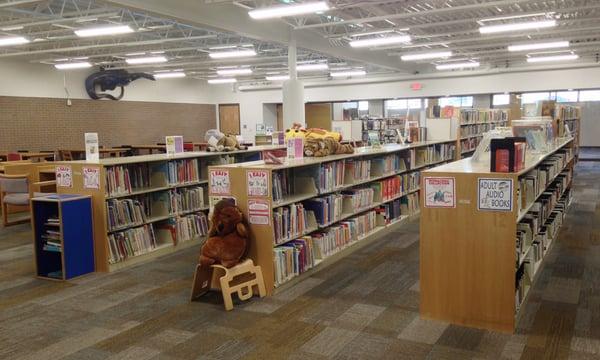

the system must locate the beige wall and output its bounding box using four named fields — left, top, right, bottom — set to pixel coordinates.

left=0, top=96, right=216, bottom=151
